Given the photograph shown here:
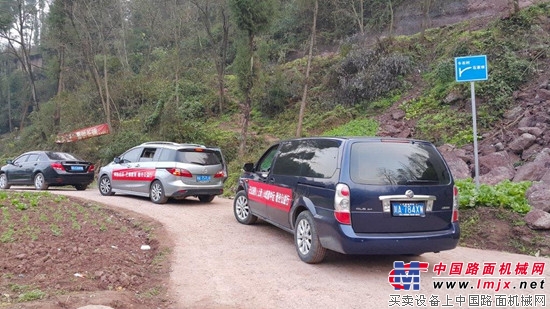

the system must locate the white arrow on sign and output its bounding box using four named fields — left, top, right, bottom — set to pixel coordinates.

left=458, top=66, right=472, bottom=77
